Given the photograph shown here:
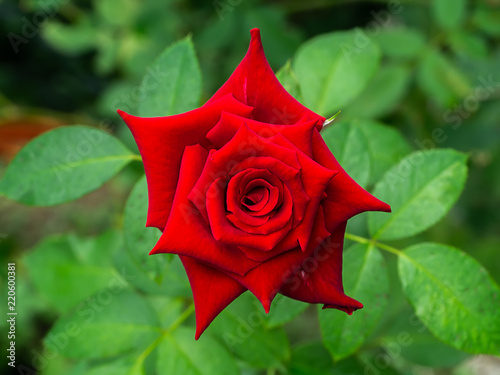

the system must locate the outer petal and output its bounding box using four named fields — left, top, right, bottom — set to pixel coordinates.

left=206, top=28, right=324, bottom=125
left=180, top=255, right=247, bottom=340
left=151, top=144, right=260, bottom=276
left=279, top=222, right=363, bottom=315
left=118, top=94, right=253, bottom=230
left=313, top=129, right=391, bottom=232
